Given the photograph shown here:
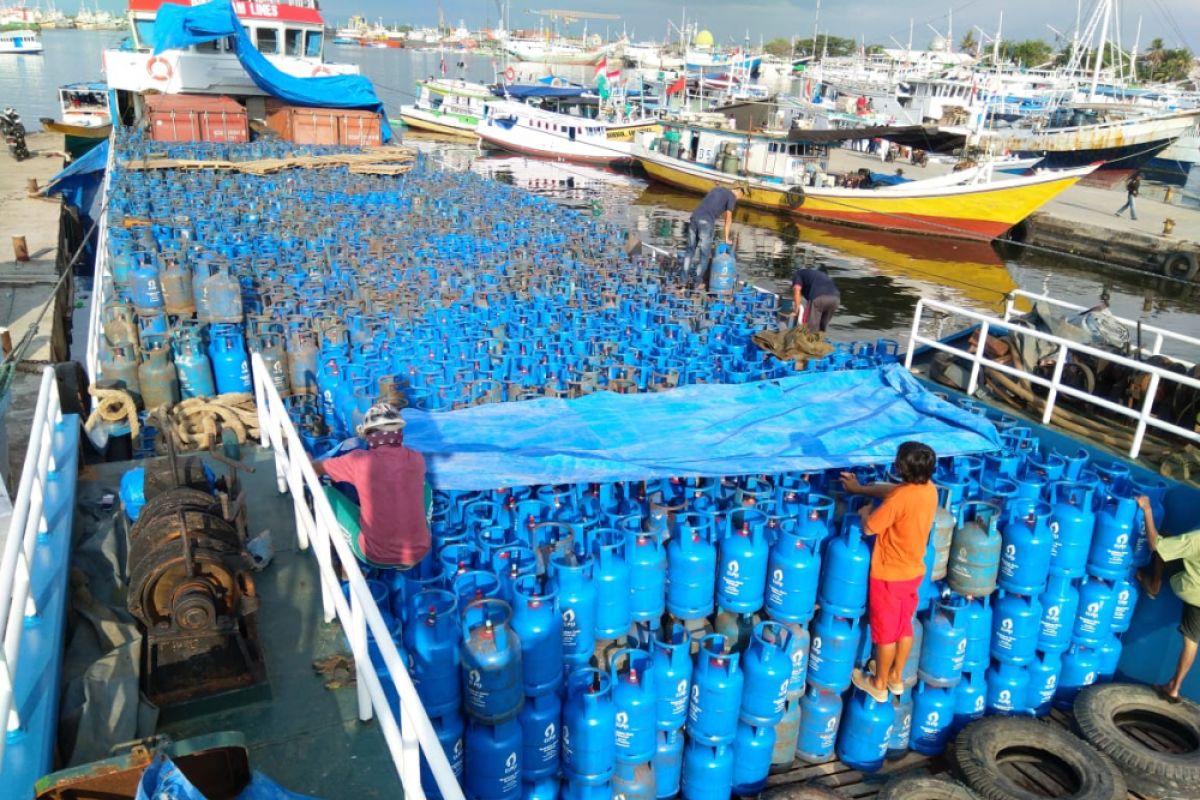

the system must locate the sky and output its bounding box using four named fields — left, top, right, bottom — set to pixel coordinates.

left=309, top=0, right=1198, bottom=52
